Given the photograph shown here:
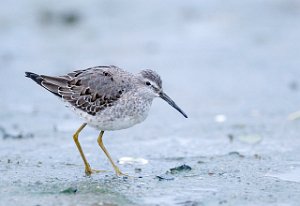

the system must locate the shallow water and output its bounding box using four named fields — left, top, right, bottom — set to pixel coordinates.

left=1, top=0, right=300, bottom=205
